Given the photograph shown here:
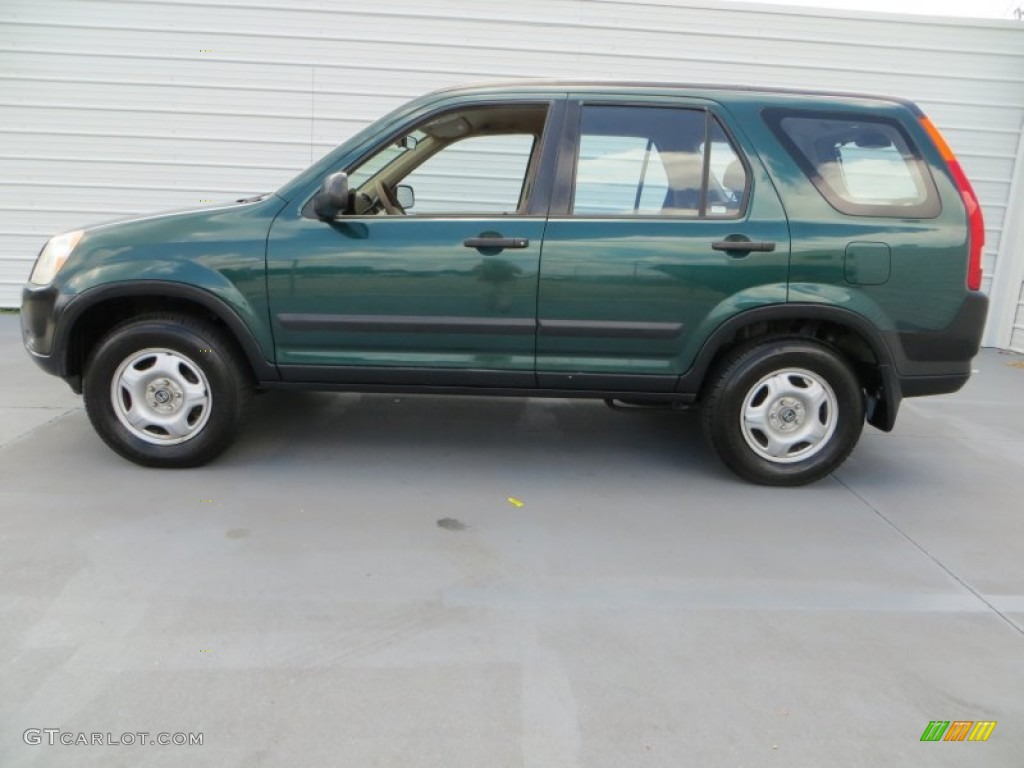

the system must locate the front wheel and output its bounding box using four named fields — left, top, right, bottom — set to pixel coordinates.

left=701, top=340, right=865, bottom=486
left=83, top=315, right=252, bottom=467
